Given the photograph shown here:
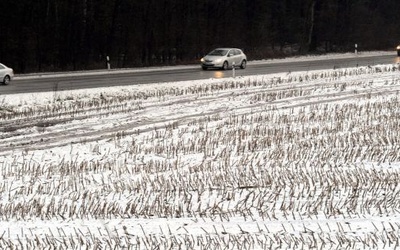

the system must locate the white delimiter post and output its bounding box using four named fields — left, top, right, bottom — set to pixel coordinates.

left=232, top=62, right=236, bottom=78
left=107, top=56, right=111, bottom=70
left=355, top=44, right=358, bottom=54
